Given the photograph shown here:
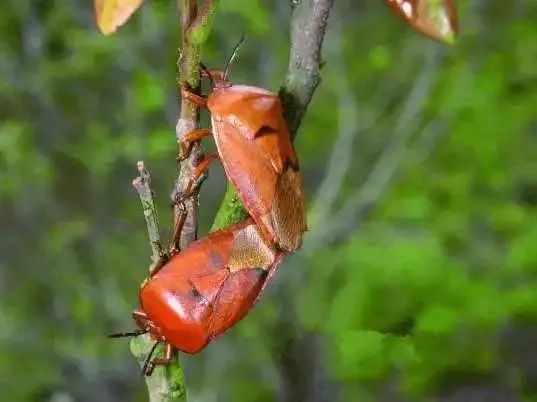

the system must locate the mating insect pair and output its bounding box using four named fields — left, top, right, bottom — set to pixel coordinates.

left=110, top=42, right=307, bottom=375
